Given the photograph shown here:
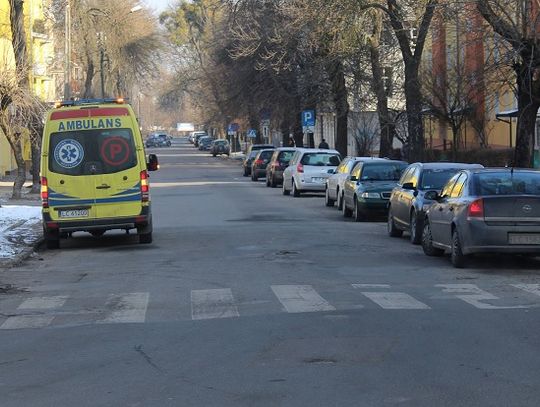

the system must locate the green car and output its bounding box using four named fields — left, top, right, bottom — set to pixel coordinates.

left=342, top=160, right=407, bottom=221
